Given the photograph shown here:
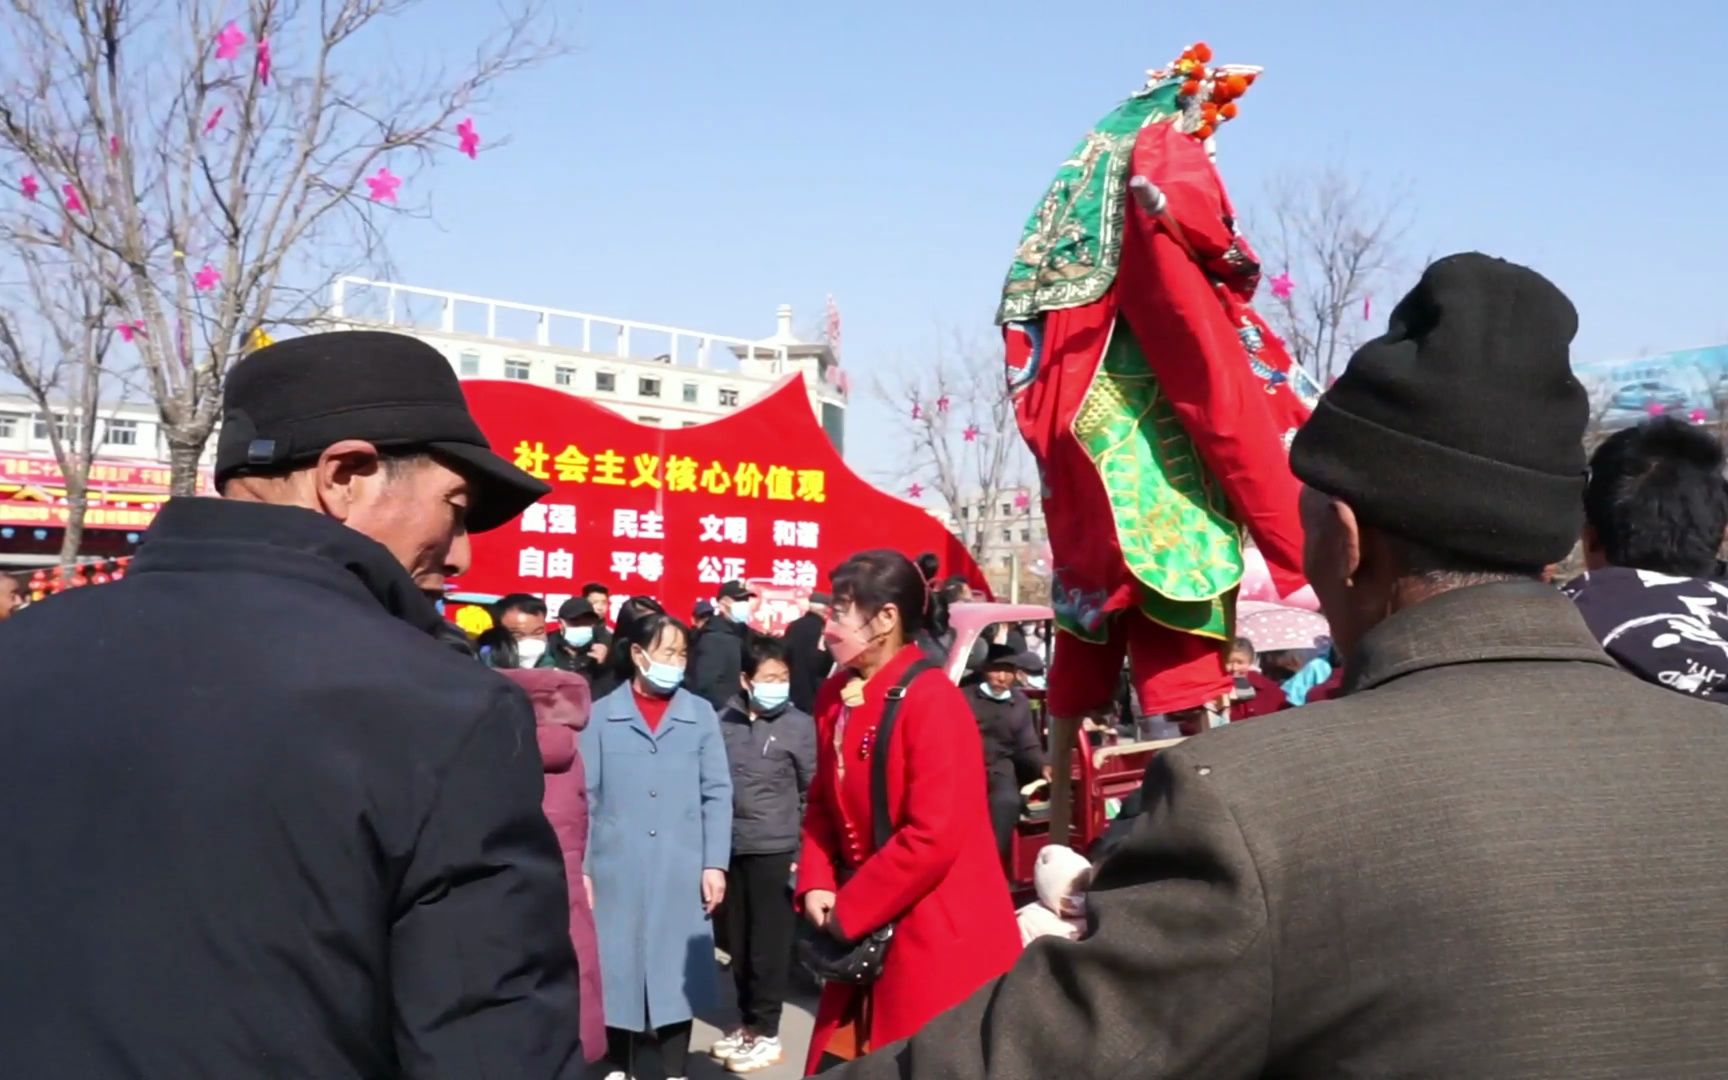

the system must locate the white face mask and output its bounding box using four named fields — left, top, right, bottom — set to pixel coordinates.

left=515, top=638, right=548, bottom=667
